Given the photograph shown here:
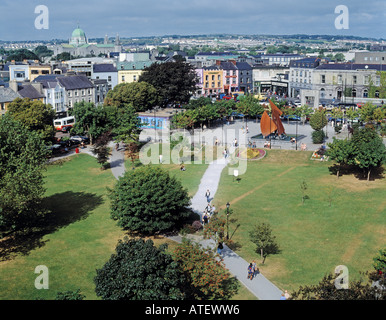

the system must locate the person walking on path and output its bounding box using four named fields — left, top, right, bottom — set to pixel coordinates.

left=247, top=263, right=254, bottom=280
left=205, top=189, right=210, bottom=203
left=217, top=241, right=223, bottom=255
